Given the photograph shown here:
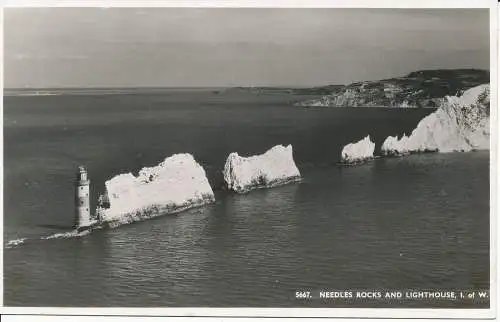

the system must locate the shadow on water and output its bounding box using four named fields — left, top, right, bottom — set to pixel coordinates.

left=38, top=224, right=74, bottom=230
